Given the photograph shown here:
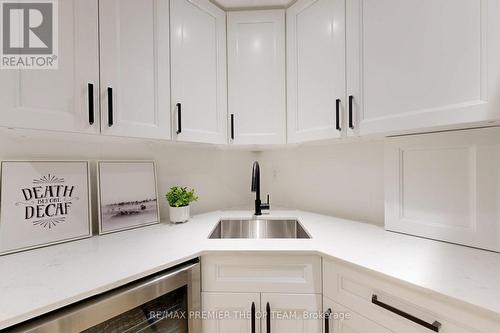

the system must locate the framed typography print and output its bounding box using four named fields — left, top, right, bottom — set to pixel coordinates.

left=0, top=161, right=92, bottom=255
left=97, top=161, right=159, bottom=235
